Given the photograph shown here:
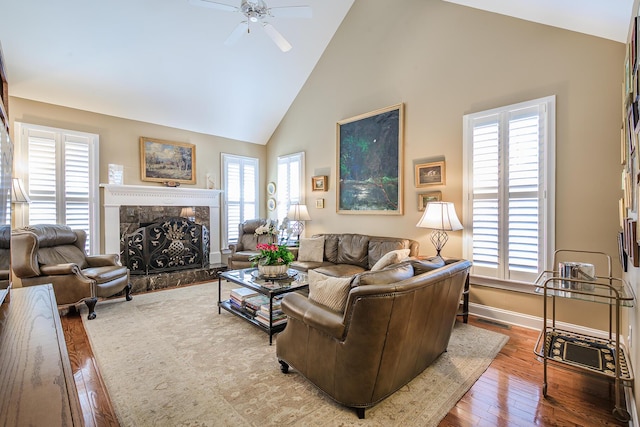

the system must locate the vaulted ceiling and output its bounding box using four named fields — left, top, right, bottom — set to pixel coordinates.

left=0, top=0, right=632, bottom=145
